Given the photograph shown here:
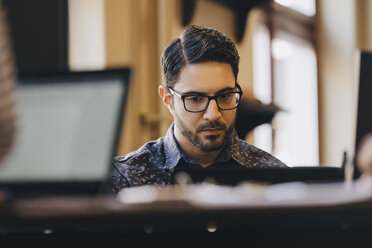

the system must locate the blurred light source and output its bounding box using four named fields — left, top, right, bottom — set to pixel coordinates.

left=274, top=0, right=294, bottom=7
left=272, top=38, right=293, bottom=60
left=274, top=0, right=316, bottom=16
left=206, top=222, right=218, bottom=233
